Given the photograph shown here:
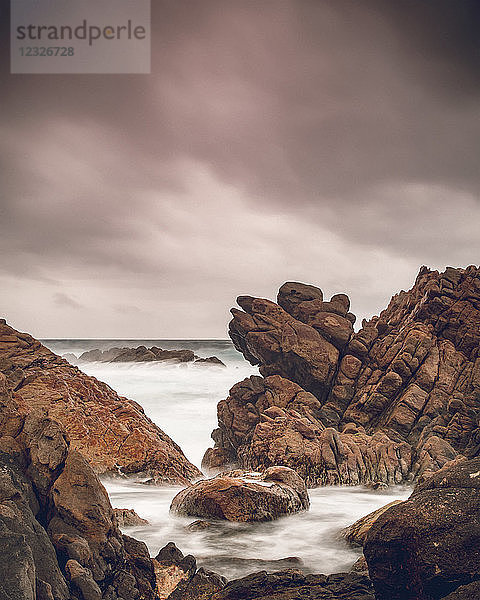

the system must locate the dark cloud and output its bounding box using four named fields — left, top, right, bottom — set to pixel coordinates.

left=1, top=0, right=479, bottom=337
